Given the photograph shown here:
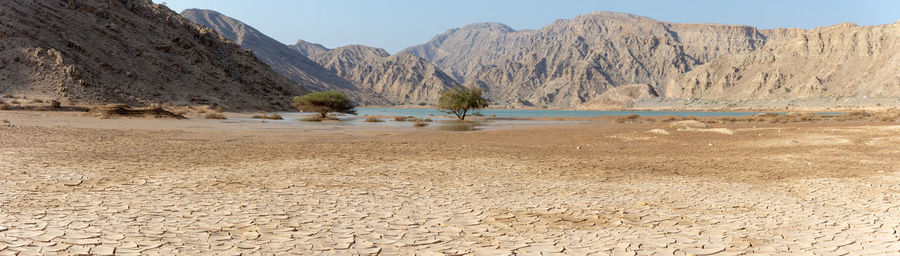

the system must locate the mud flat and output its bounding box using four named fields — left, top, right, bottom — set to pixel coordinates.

left=0, top=111, right=898, bottom=255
